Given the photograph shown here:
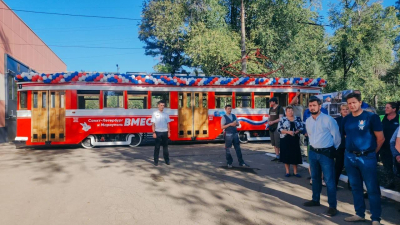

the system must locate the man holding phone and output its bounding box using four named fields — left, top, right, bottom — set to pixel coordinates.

left=221, top=105, right=250, bottom=168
